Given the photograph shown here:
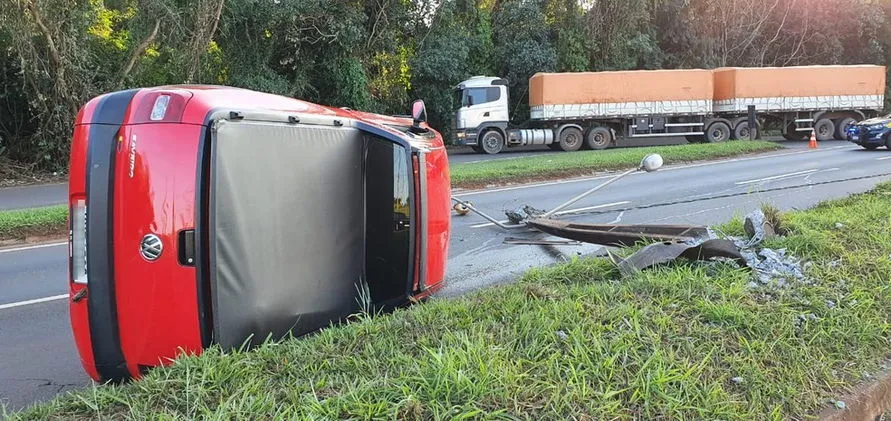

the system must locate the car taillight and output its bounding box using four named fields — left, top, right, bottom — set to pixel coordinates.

left=132, top=91, right=190, bottom=124
left=71, top=198, right=88, bottom=284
